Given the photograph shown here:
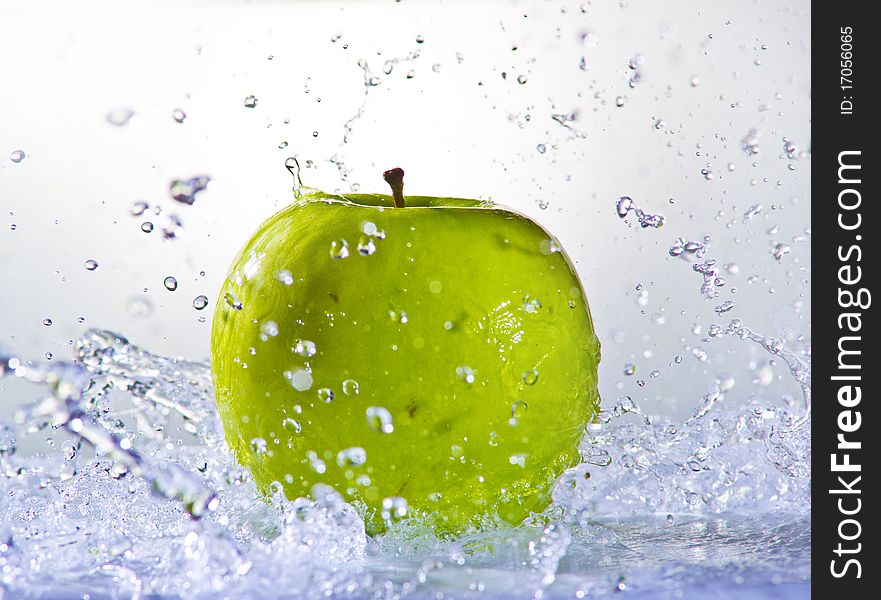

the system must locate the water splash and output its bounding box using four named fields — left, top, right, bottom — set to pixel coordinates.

left=0, top=320, right=810, bottom=598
